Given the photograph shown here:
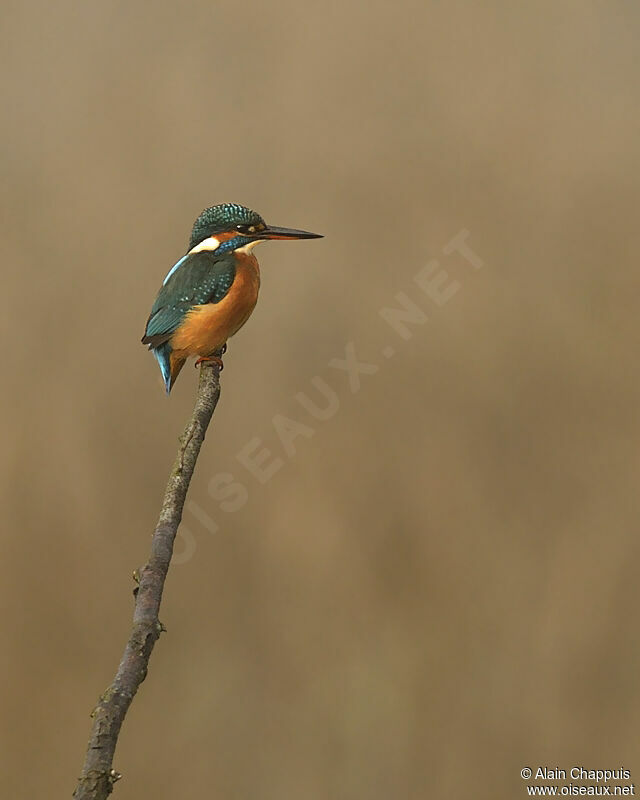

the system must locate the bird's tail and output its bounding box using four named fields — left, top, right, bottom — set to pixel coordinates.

left=152, top=343, right=185, bottom=394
